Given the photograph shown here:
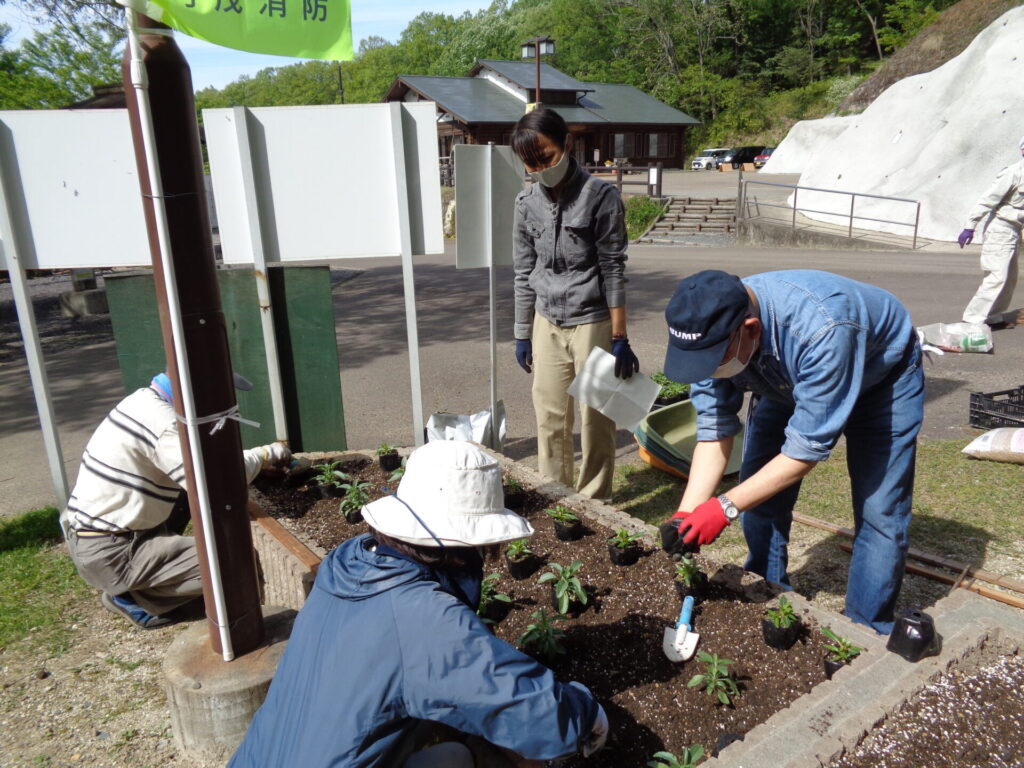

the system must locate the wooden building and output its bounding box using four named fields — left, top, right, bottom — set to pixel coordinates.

left=383, top=60, right=700, bottom=169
